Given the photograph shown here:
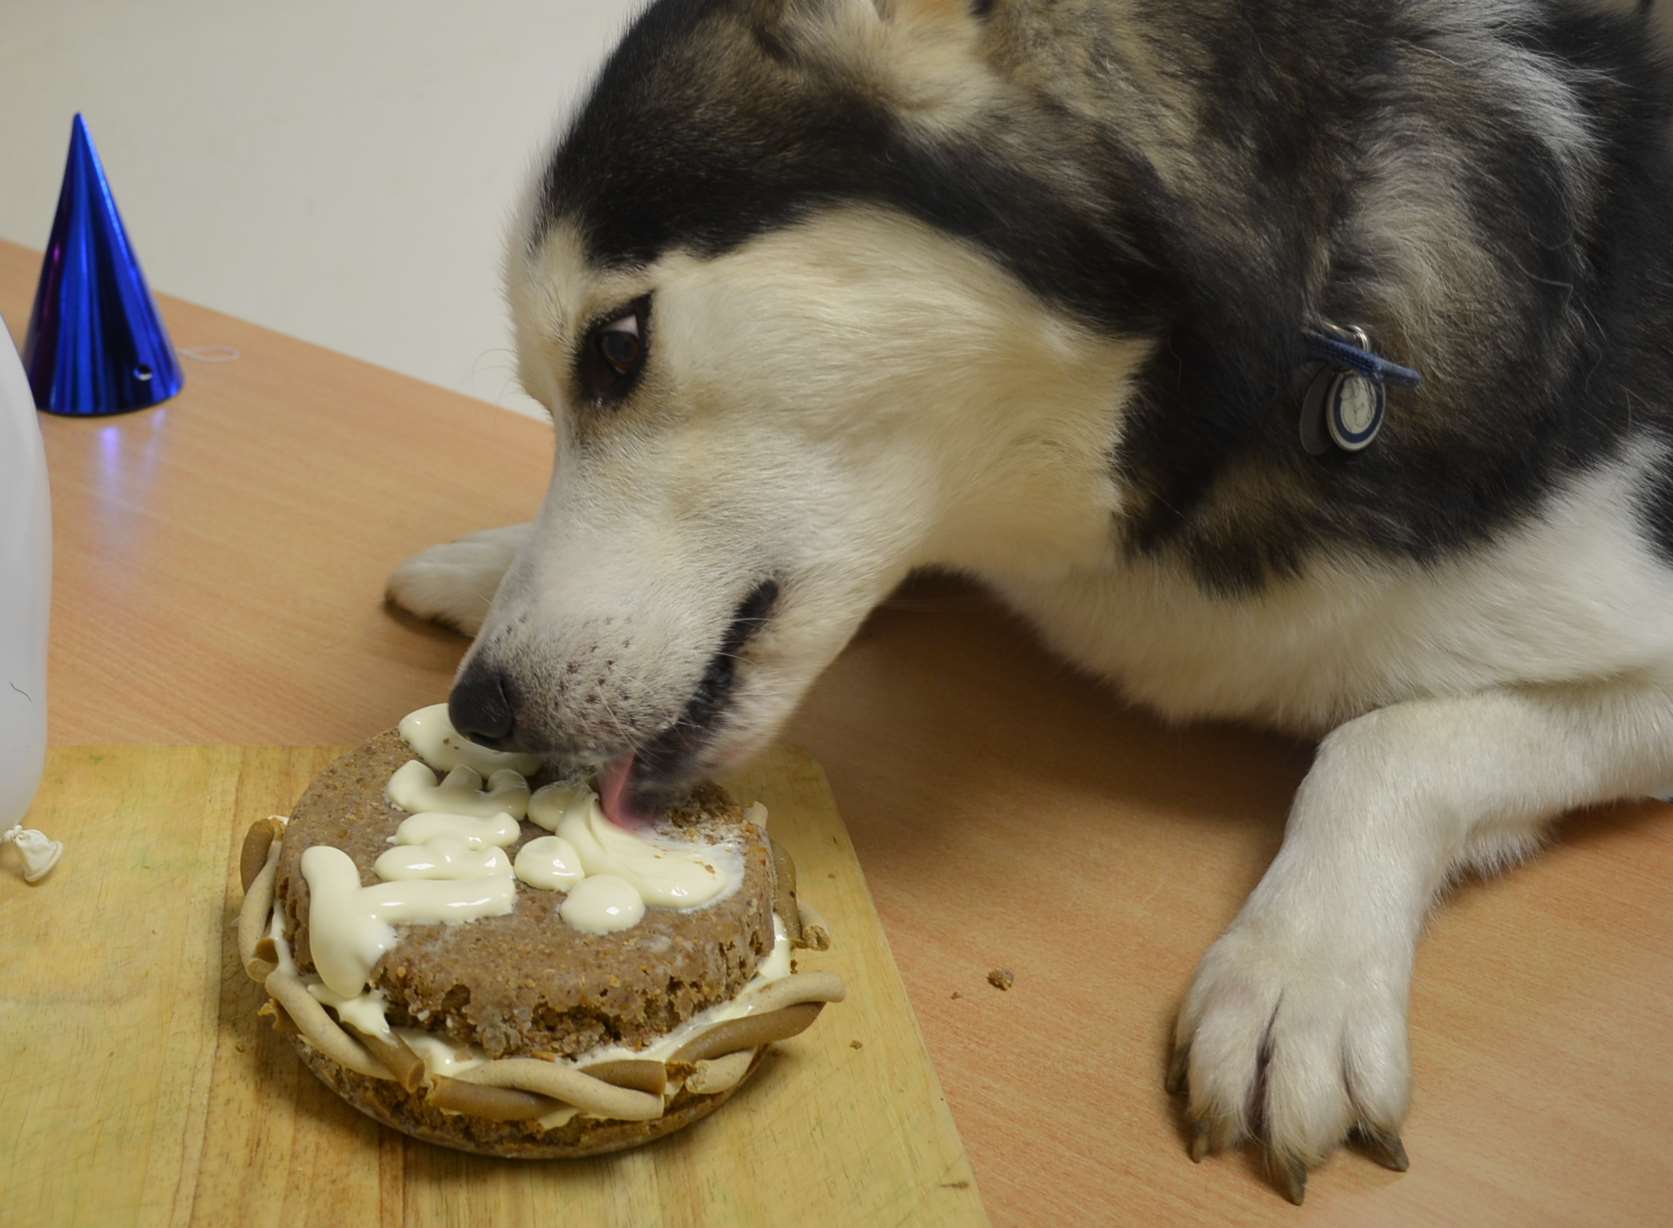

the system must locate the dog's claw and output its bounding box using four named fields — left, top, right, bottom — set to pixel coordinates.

left=1277, top=1157, right=1307, bottom=1206
left=1188, top=1122, right=1212, bottom=1163
left=1363, top=1130, right=1410, bottom=1172
left=1165, top=1046, right=1189, bottom=1095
